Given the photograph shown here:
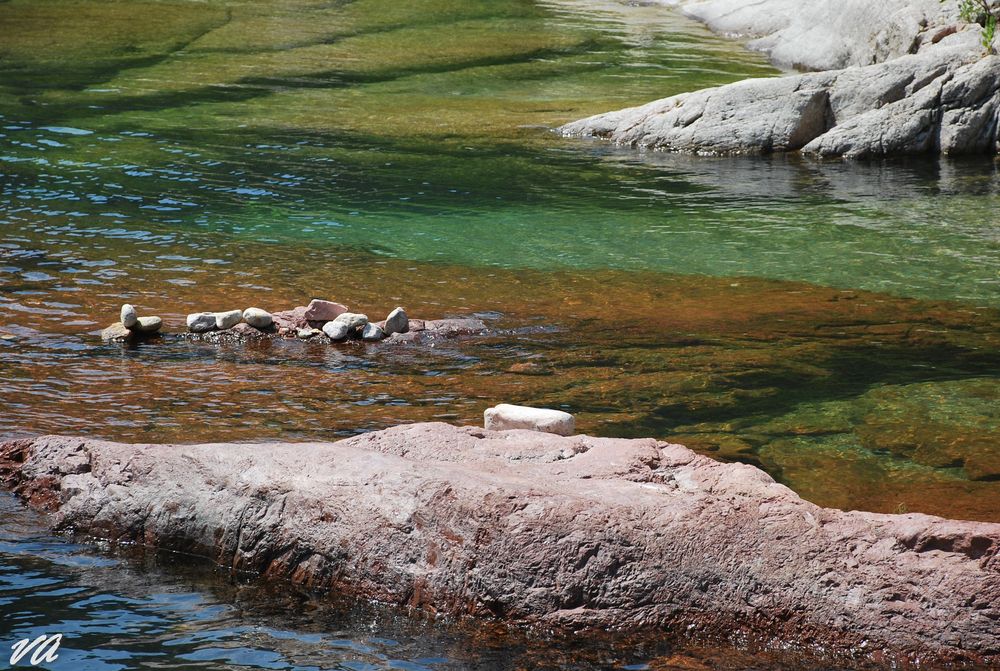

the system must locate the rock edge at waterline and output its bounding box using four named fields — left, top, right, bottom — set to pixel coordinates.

left=561, top=0, right=1000, bottom=157
left=1, top=424, right=997, bottom=668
